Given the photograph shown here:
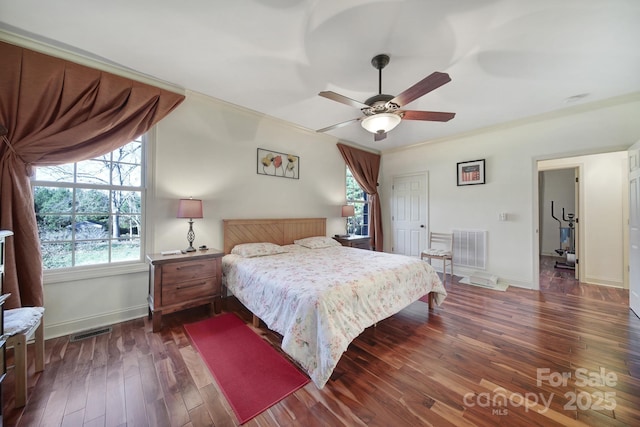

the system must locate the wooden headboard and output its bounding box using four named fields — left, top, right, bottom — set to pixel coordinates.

left=222, top=218, right=327, bottom=254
